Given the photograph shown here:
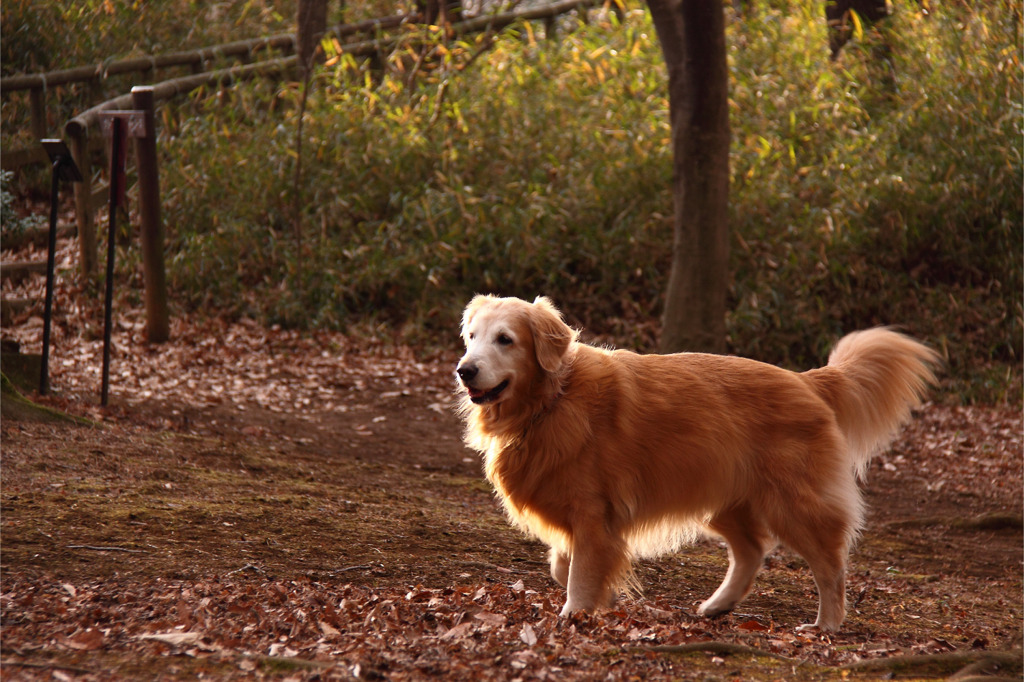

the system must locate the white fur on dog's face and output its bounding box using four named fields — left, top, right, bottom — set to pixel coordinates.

left=456, top=303, right=531, bottom=405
